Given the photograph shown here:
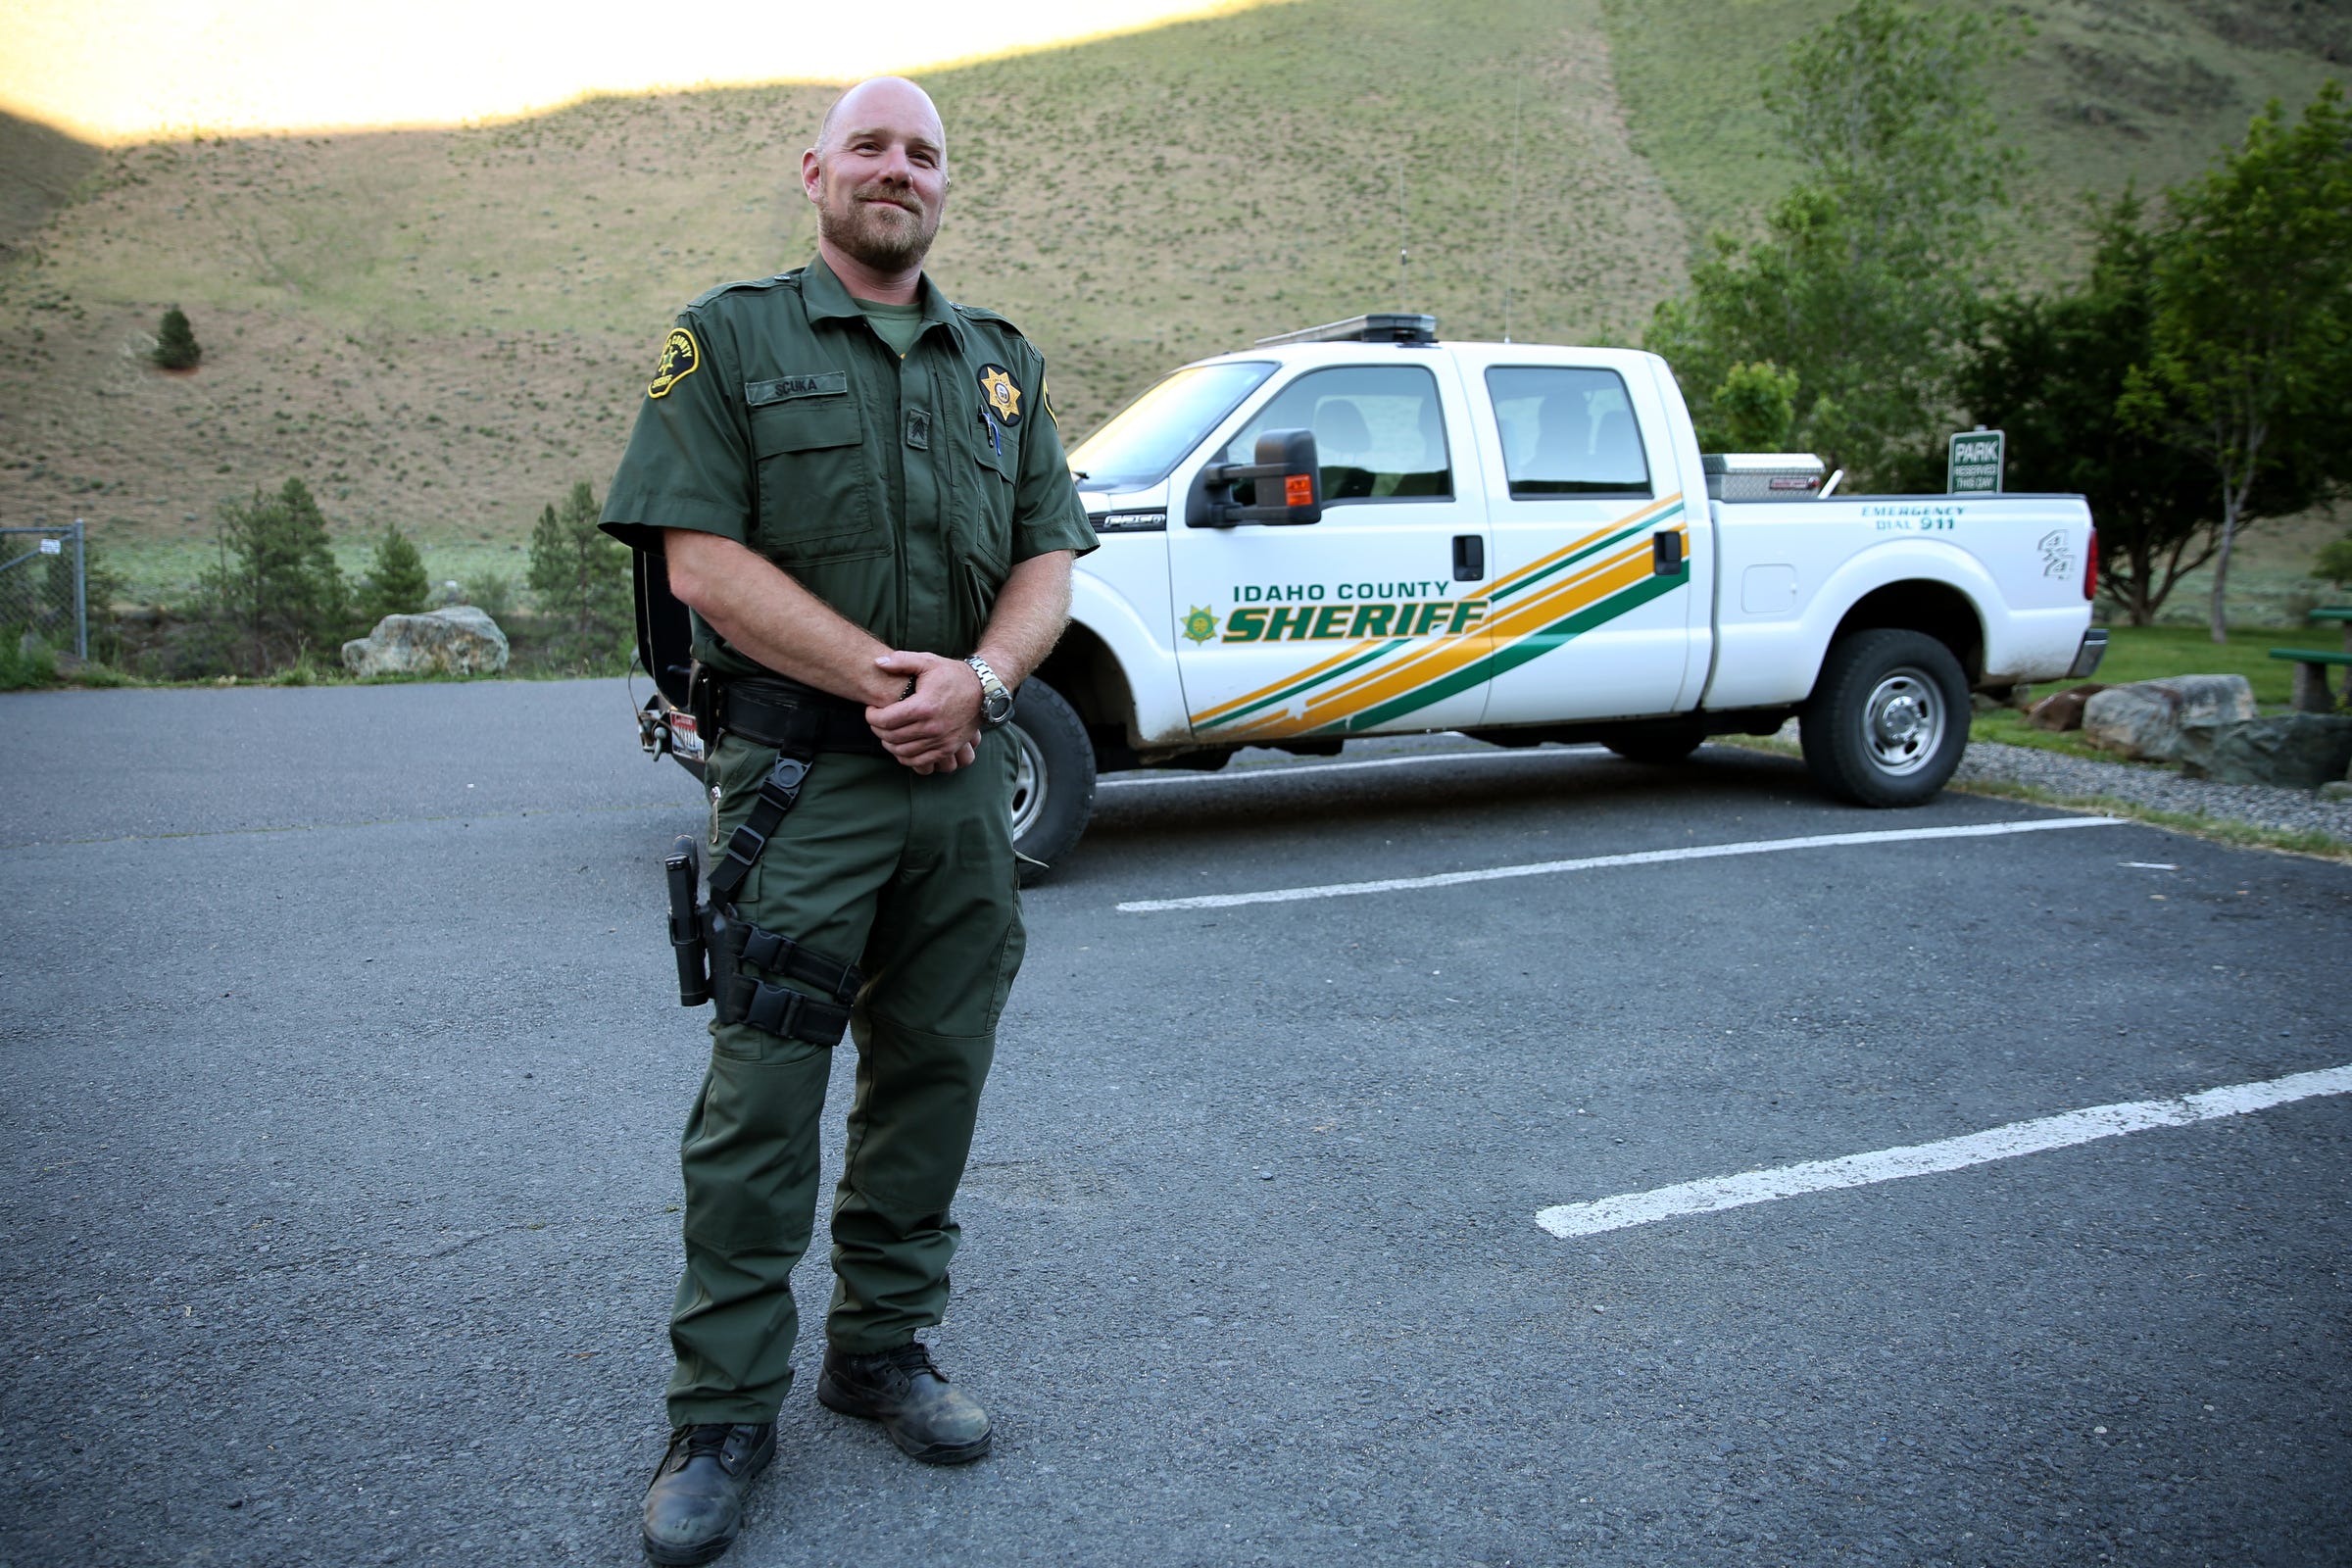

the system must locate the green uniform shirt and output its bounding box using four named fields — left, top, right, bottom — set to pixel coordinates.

left=602, top=257, right=1097, bottom=679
